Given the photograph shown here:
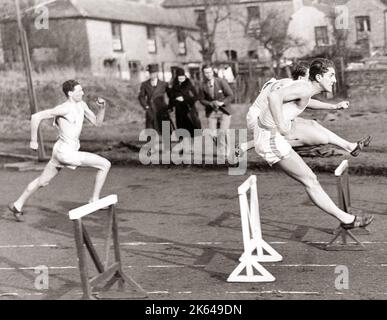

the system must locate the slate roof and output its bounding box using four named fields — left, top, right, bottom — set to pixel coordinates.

left=1, top=0, right=198, bottom=29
